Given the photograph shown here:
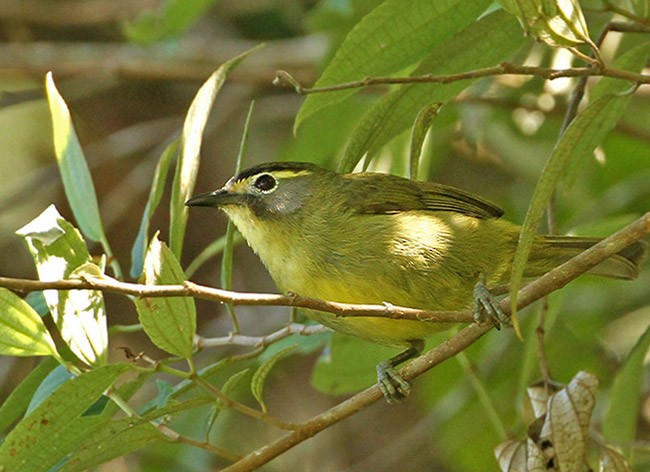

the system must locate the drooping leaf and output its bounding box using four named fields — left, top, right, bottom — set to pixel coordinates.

left=538, top=371, right=598, bottom=471
left=409, top=103, right=442, bottom=180
left=296, top=0, right=493, bottom=130
left=16, top=205, right=108, bottom=366
left=209, top=368, right=250, bottom=430
left=44, top=72, right=120, bottom=278
left=0, top=288, right=59, bottom=358
left=251, top=345, right=296, bottom=413
left=0, top=364, right=129, bottom=471
left=130, top=138, right=179, bottom=278
left=509, top=92, right=636, bottom=323
left=603, top=324, right=650, bottom=451
left=134, top=234, right=196, bottom=358
left=169, top=45, right=263, bottom=258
